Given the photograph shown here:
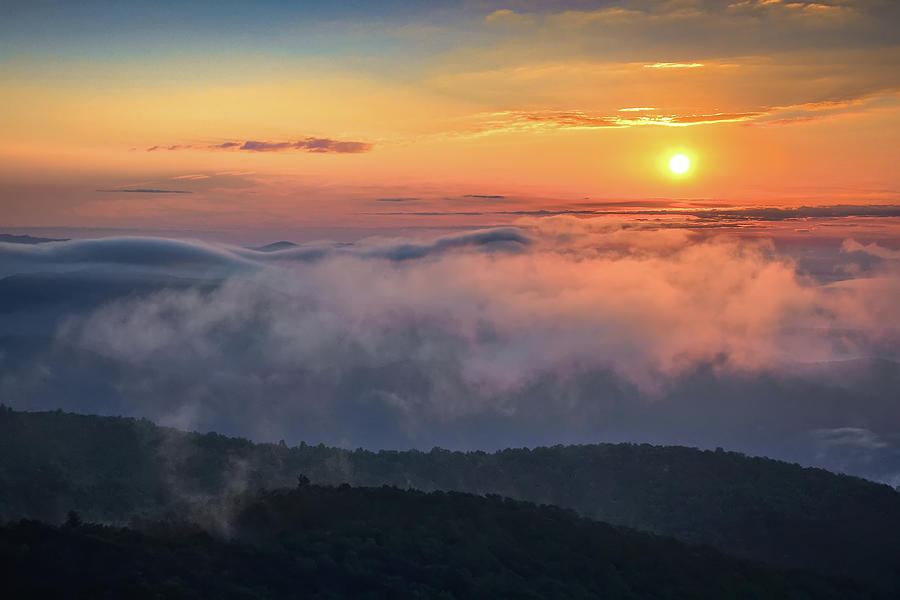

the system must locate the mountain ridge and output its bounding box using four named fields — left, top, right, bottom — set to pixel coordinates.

left=4, top=483, right=882, bottom=599
left=1, top=406, right=899, bottom=592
